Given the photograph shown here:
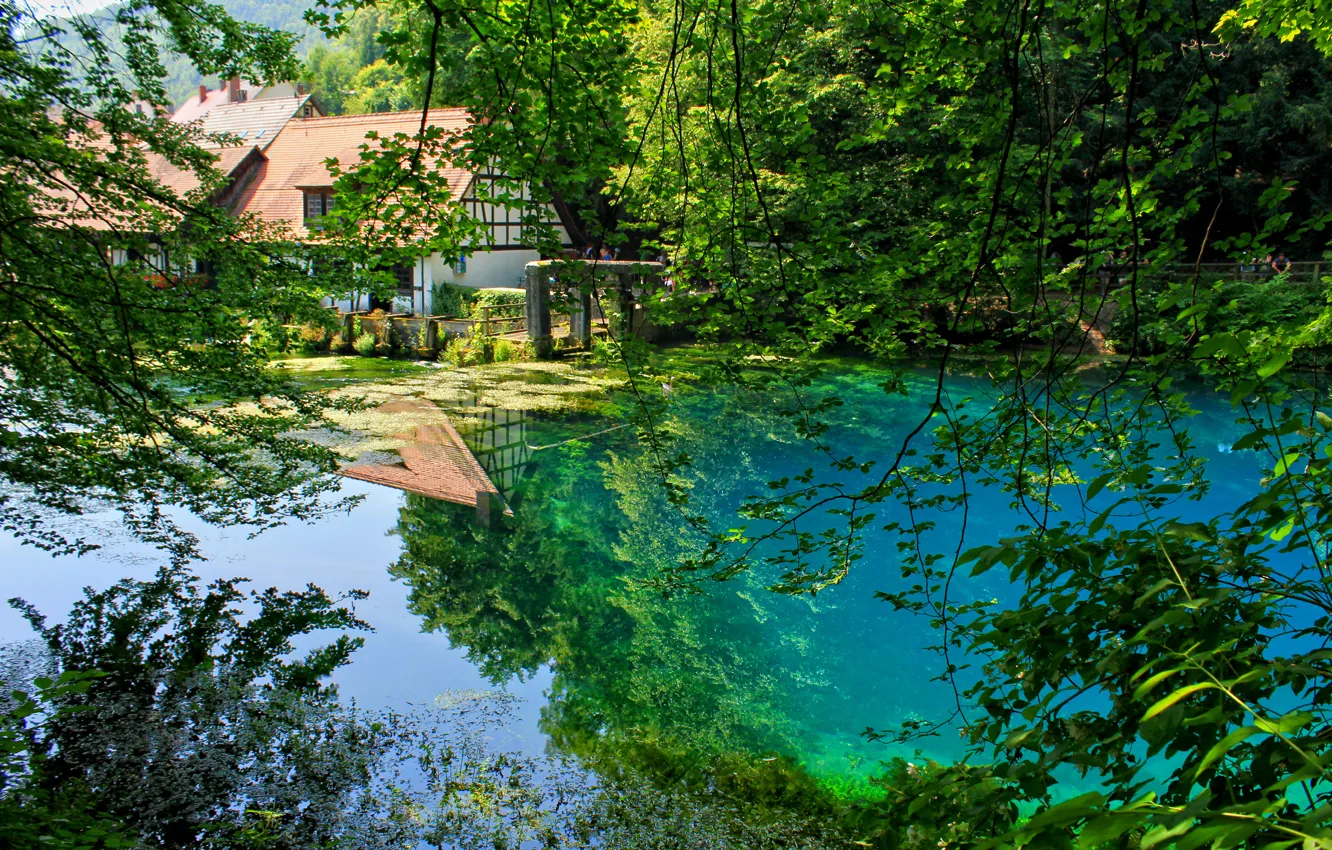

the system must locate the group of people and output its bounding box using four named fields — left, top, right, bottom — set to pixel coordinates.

left=580, top=244, right=621, bottom=261
left=1240, top=252, right=1293, bottom=277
